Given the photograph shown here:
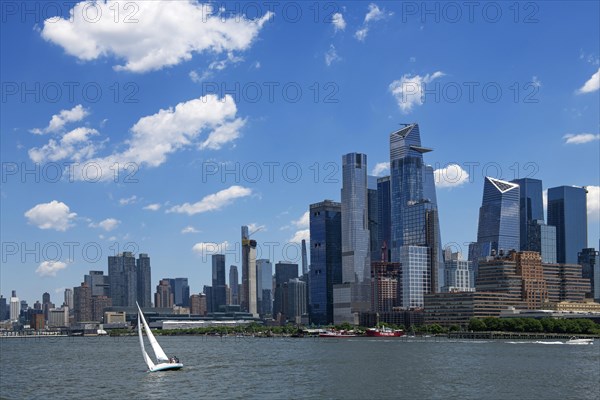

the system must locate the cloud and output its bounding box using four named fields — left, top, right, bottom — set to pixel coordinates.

left=36, top=261, right=68, bottom=277
left=25, top=201, right=77, bottom=231
left=325, top=44, right=341, bottom=66
left=355, top=3, right=392, bottom=41
left=543, top=189, right=547, bottom=214
left=576, top=68, right=600, bottom=94
left=119, top=195, right=137, bottom=205
left=292, top=211, right=309, bottom=229
left=167, top=185, right=252, bottom=215
left=587, top=186, right=600, bottom=221
left=290, top=229, right=310, bottom=243
left=41, top=1, right=273, bottom=73
left=332, top=12, right=346, bottom=31
left=30, top=104, right=88, bottom=134
left=28, top=127, right=101, bottom=163
left=371, top=162, right=390, bottom=176
left=247, top=223, right=266, bottom=233
left=89, top=218, right=120, bottom=232
left=143, top=203, right=161, bottom=211
left=389, top=71, right=445, bottom=113
left=531, top=76, right=542, bottom=88
left=181, top=226, right=200, bottom=234
left=61, top=94, right=245, bottom=180
left=189, top=69, right=213, bottom=83
left=192, top=241, right=229, bottom=255
left=433, top=164, right=470, bottom=188
left=563, top=133, right=600, bottom=144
